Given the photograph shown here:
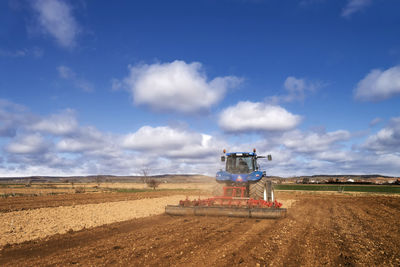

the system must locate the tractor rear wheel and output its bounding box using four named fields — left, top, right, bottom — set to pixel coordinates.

left=249, top=177, right=274, bottom=201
